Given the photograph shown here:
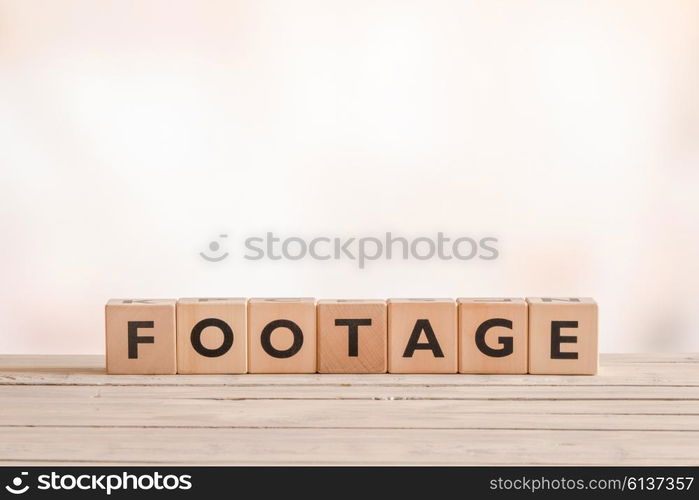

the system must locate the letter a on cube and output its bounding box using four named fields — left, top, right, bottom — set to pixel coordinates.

left=388, top=299, right=457, bottom=373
